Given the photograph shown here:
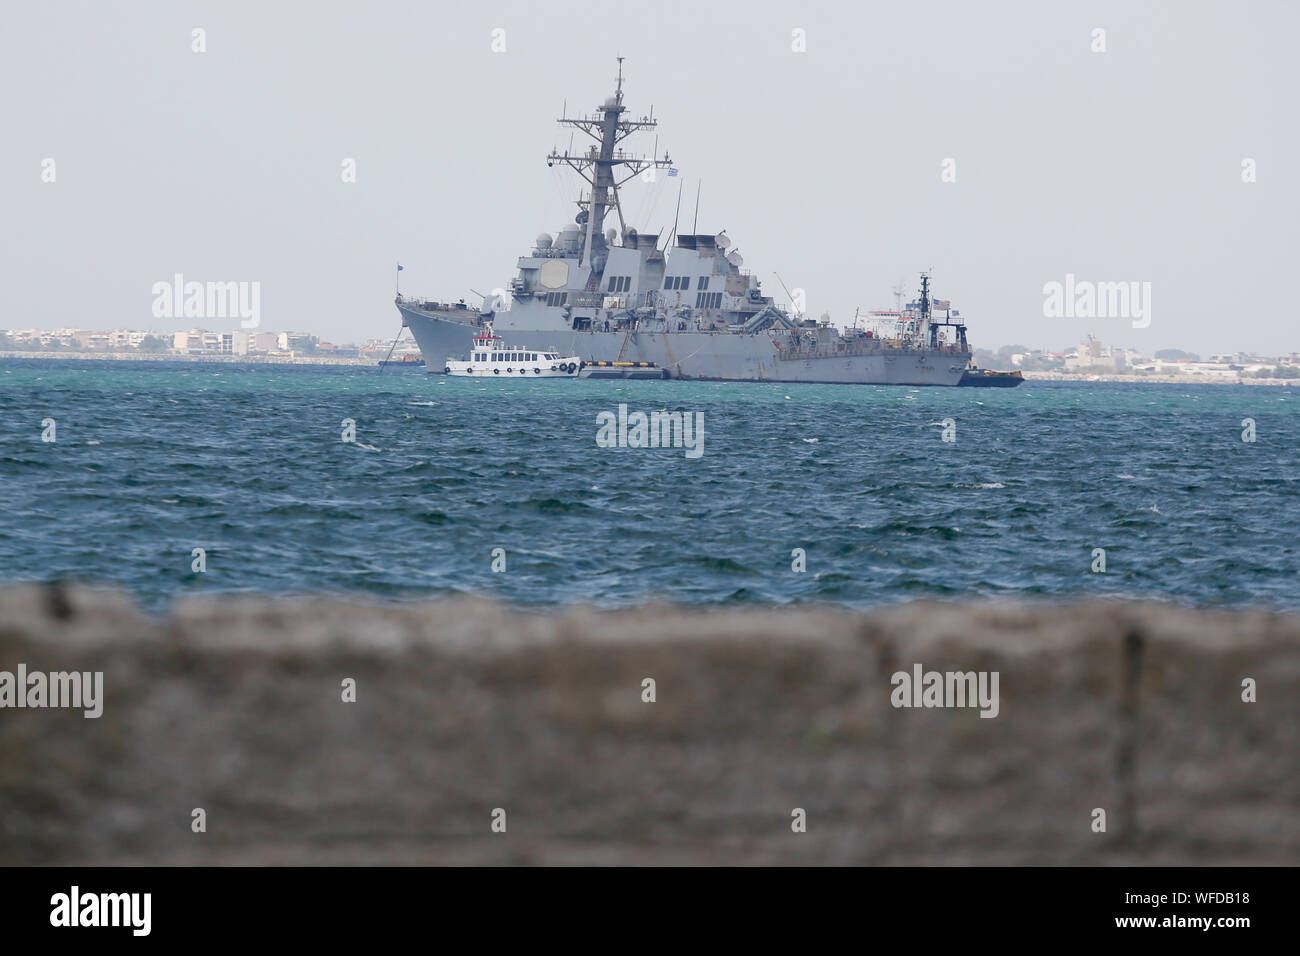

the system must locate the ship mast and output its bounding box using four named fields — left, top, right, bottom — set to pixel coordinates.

left=546, top=58, right=673, bottom=267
